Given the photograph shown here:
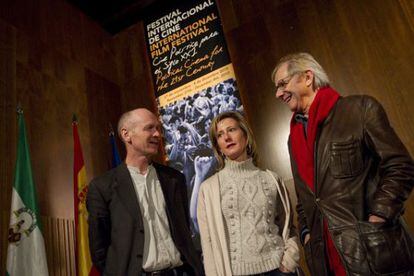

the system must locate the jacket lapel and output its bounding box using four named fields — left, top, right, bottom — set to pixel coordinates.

left=153, top=163, right=176, bottom=207
left=114, top=163, right=143, bottom=227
